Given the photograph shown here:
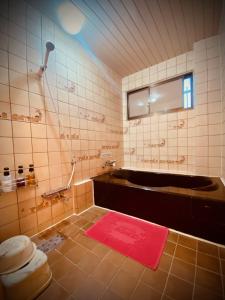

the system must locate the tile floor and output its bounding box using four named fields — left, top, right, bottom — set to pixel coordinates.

left=33, top=206, right=225, bottom=300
